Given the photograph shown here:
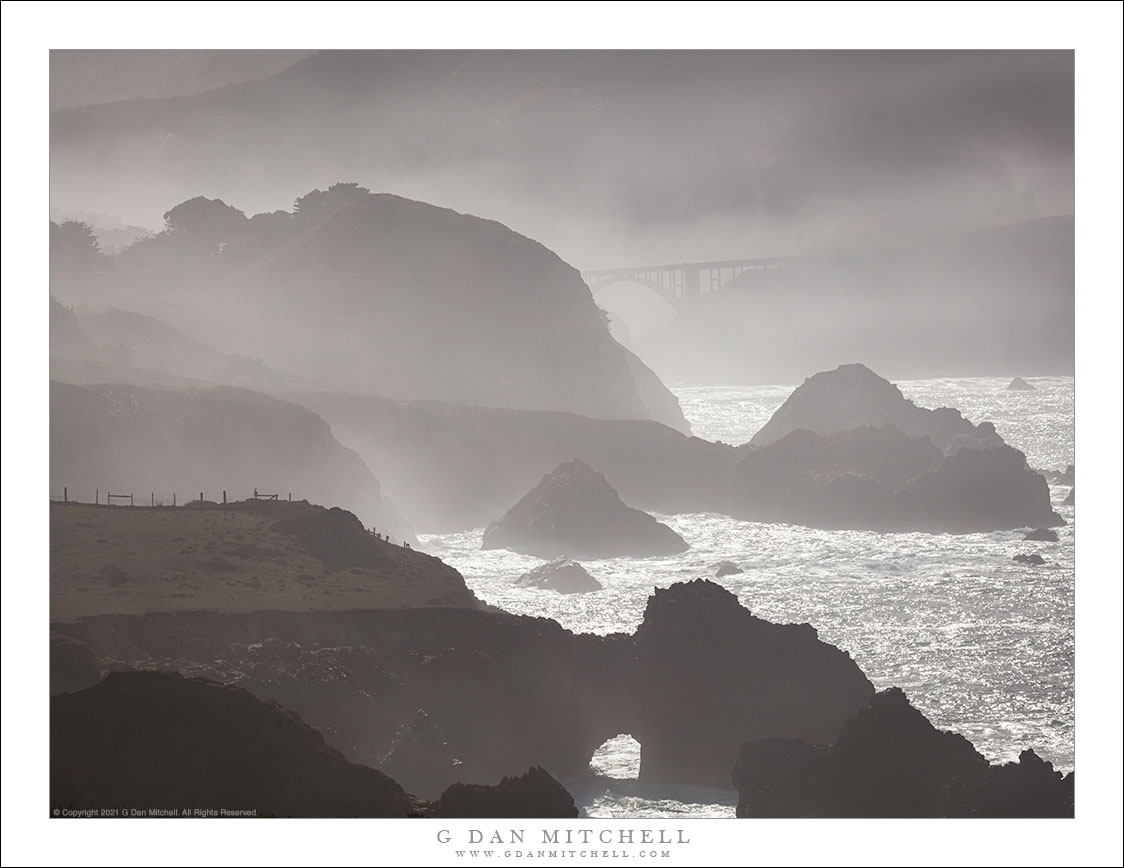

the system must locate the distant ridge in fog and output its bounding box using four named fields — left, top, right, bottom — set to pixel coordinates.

left=49, top=49, right=314, bottom=110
